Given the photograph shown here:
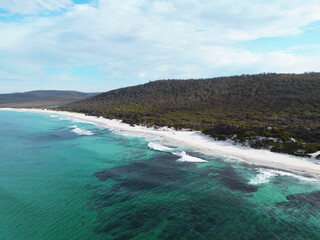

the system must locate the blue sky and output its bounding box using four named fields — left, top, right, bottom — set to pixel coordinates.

left=0, top=0, right=320, bottom=93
